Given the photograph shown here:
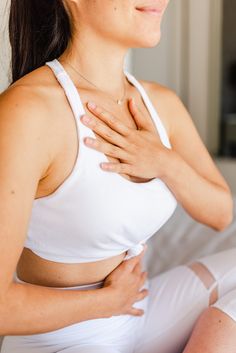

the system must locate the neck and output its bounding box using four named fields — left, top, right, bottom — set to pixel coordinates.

left=58, top=31, right=130, bottom=97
